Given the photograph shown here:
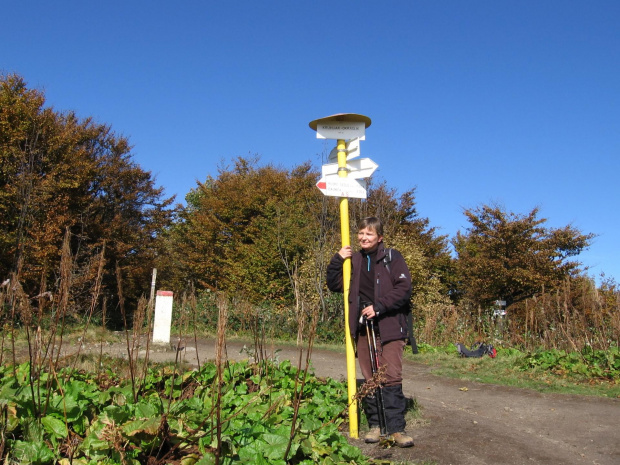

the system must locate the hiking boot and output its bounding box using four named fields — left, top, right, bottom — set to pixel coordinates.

left=391, top=431, right=414, bottom=448
left=364, top=426, right=381, bottom=443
